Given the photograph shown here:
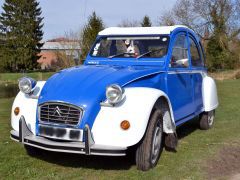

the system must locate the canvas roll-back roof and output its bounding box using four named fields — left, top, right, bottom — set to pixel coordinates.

left=98, top=25, right=189, bottom=36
